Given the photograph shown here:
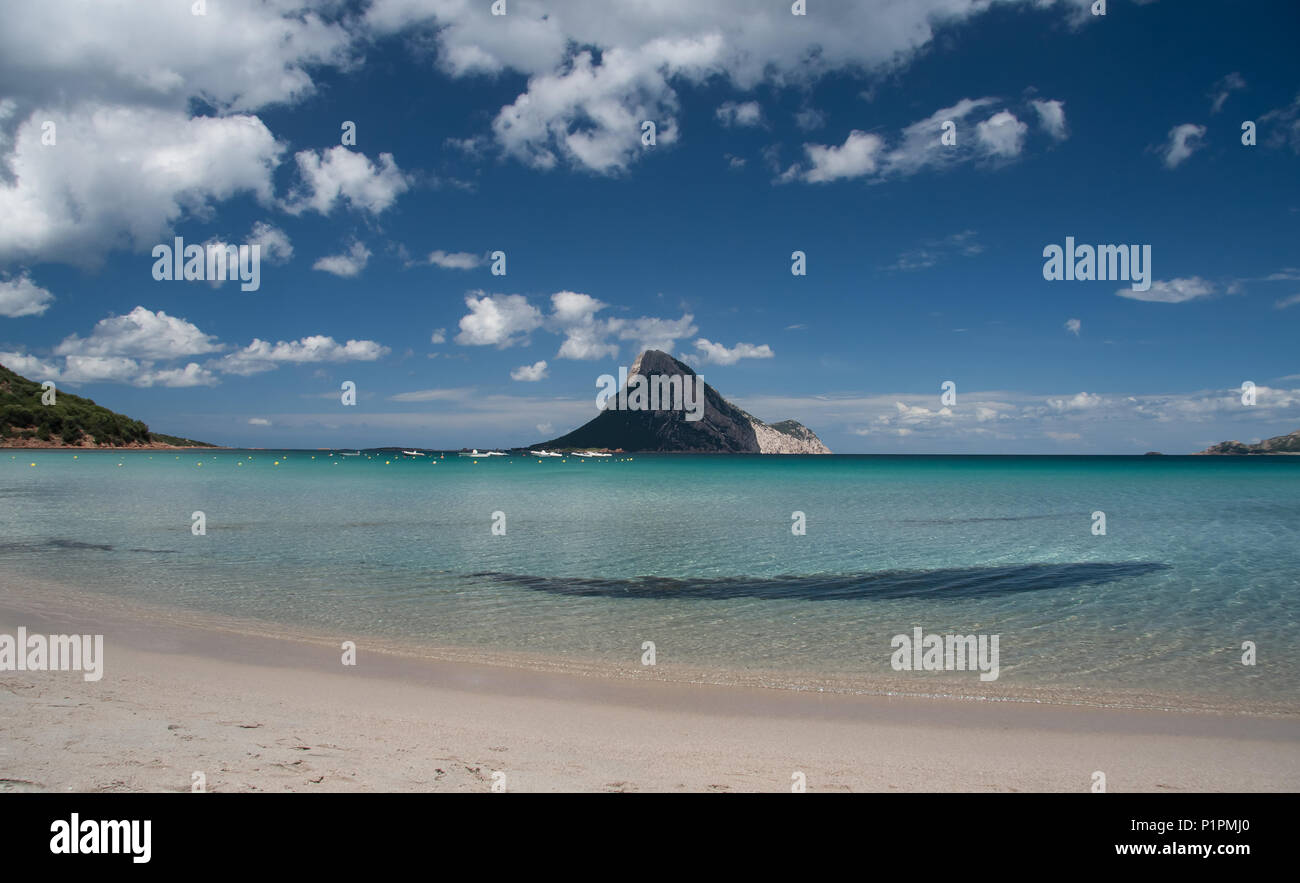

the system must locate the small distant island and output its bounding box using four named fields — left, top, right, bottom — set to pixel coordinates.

left=533, top=349, right=831, bottom=454
left=0, top=363, right=214, bottom=449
